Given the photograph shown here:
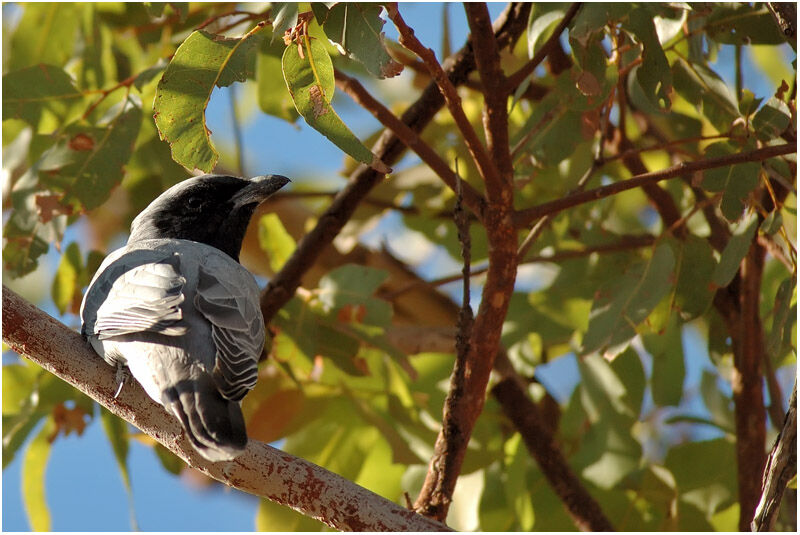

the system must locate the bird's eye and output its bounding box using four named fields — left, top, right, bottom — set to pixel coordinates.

left=186, top=197, right=203, bottom=210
